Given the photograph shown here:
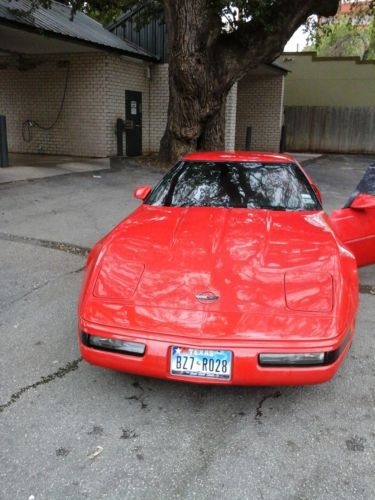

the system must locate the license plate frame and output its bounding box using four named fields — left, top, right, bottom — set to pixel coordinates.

left=170, top=346, right=232, bottom=380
